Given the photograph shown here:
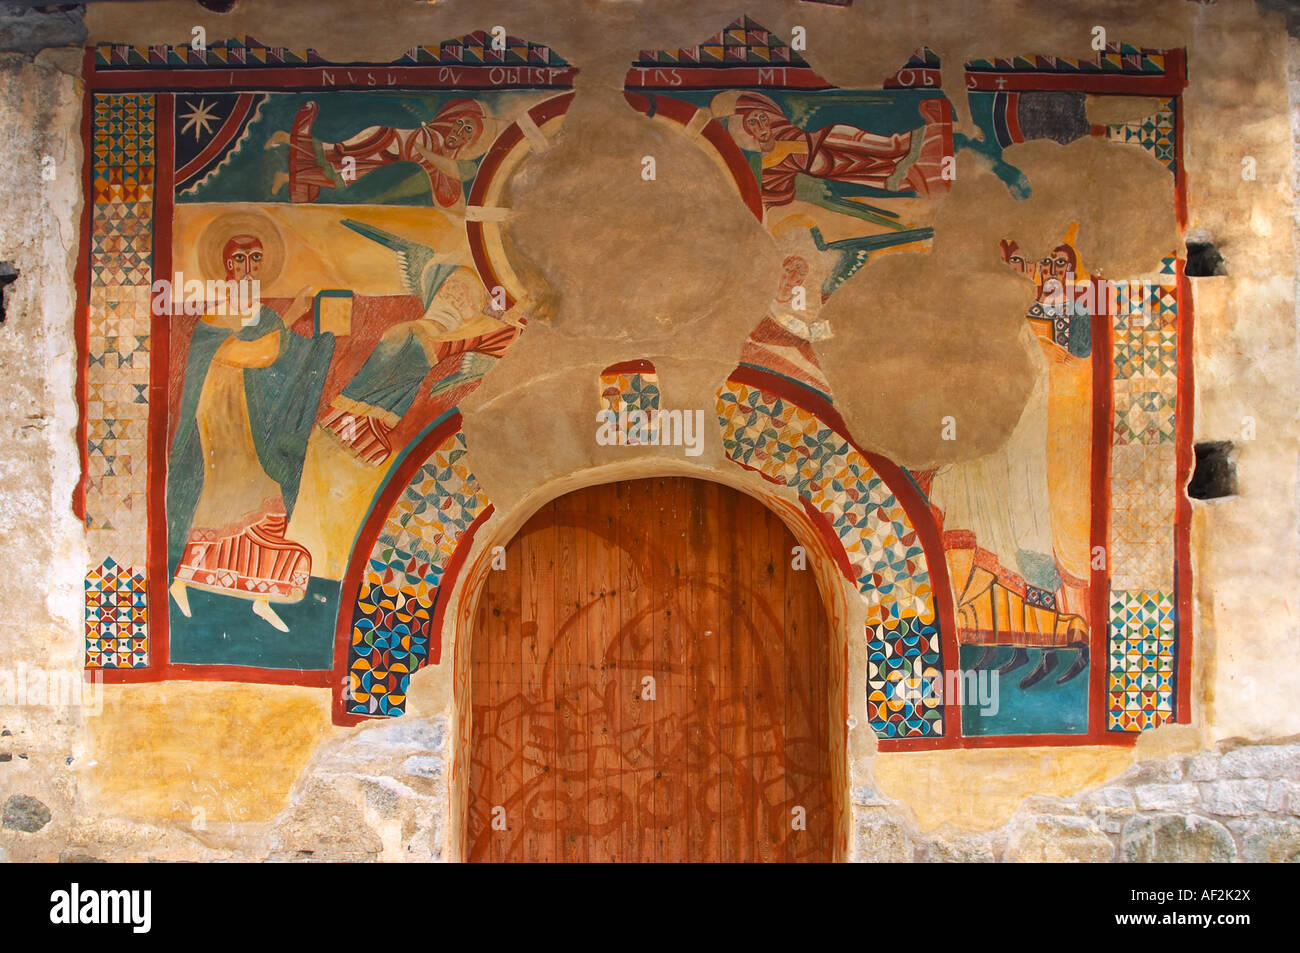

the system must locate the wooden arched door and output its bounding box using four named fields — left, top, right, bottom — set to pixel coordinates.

left=467, top=477, right=835, bottom=862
